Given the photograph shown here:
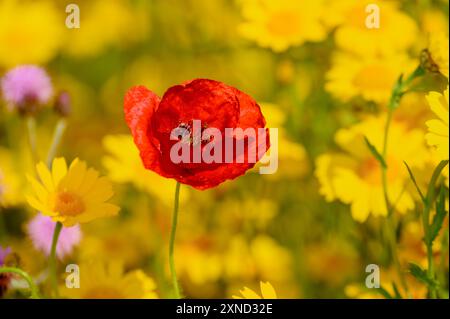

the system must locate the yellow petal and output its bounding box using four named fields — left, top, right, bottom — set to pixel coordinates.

left=67, top=160, right=87, bottom=191
left=78, top=168, right=100, bottom=197
left=427, top=91, right=449, bottom=125
left=74, top=203, right=120, bottom=224
left=52, top=157, right=68, bottom=187
left=36, top=162, right=54, bottom=191
left=239, top=287, right=262, bottom=299
left=27, top=174, right=49, bottom=203
left=83, top=177, right=114, bottom=203
left=26, top=195, right=47, bottom=212
left=260, top=282, right=277, bottom=299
